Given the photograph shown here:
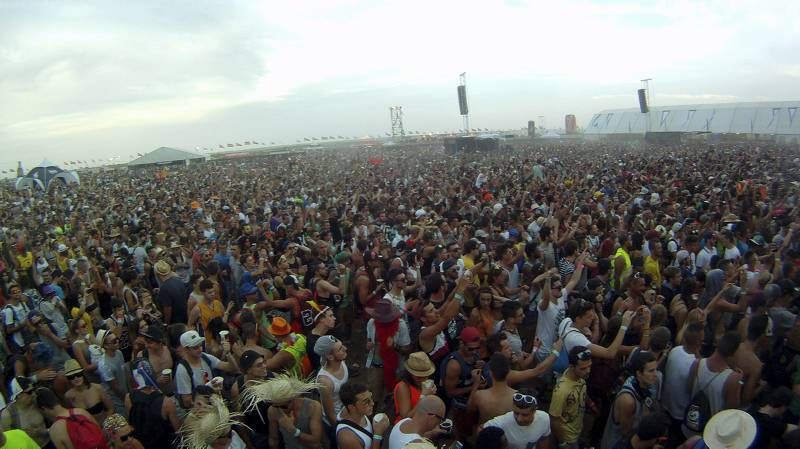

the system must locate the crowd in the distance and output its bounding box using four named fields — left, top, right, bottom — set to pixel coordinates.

left=0, top=140, right=799, bottom=449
